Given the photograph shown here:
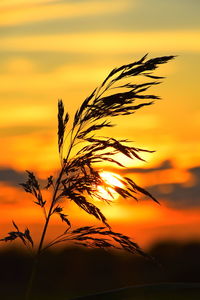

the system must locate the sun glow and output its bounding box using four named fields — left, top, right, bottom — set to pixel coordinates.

left=97, top=171, right=124, bottom=201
